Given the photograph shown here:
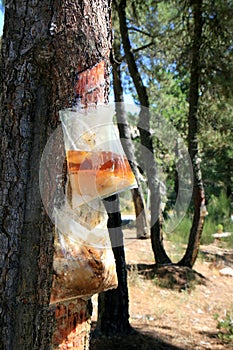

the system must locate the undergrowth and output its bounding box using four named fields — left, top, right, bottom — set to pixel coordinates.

left=214, top=308, right=233, bottom=344
left=165, top=190, right=233, bottom=248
